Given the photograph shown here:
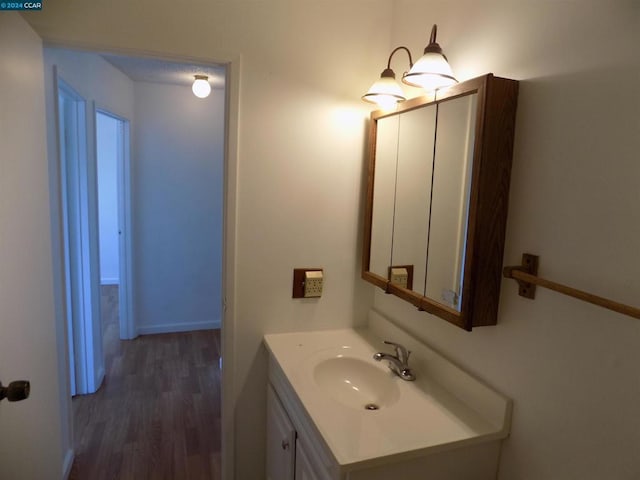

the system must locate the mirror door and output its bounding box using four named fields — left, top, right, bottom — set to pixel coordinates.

left=425, top=93, right=477, bottom=310
left=390, top=104, right=436, bottom=295
left=369, top=115, right=398, bottom=281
